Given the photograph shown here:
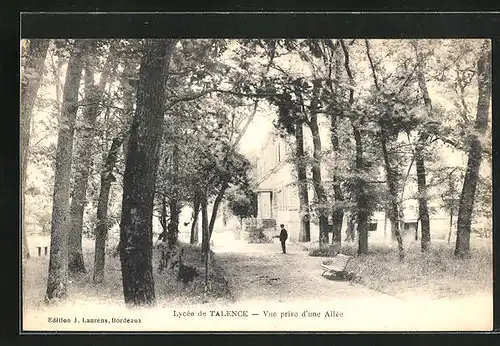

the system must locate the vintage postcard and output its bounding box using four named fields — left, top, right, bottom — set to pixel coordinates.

left=20, top=14, right=493, bottom=332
